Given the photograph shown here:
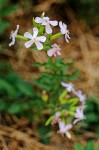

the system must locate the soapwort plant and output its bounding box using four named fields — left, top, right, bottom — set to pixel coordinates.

left=9, top=12, right=86, bottom=138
